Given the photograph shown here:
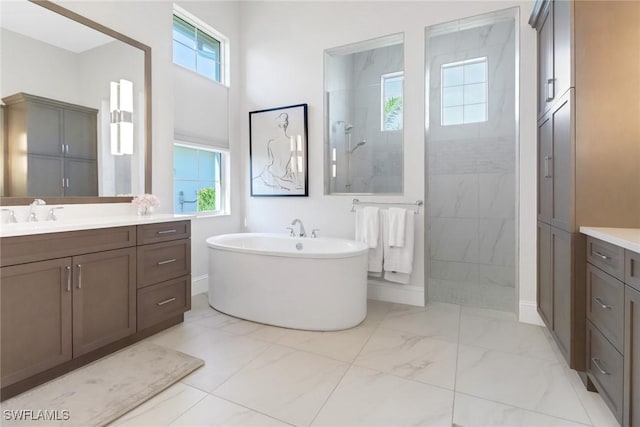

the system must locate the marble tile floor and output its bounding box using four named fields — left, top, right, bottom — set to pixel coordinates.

left=110, top=295, right=619, bottom=427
